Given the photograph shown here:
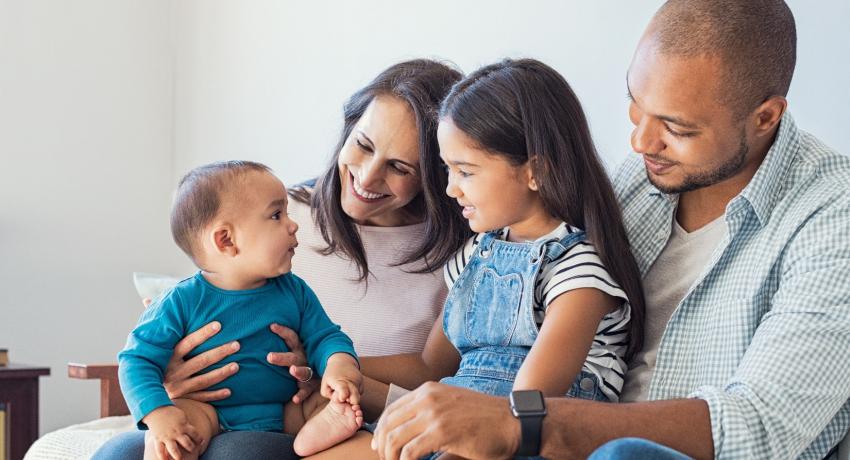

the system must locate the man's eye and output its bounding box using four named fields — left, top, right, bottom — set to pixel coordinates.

left=663, top=124, right=697, bottom=138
